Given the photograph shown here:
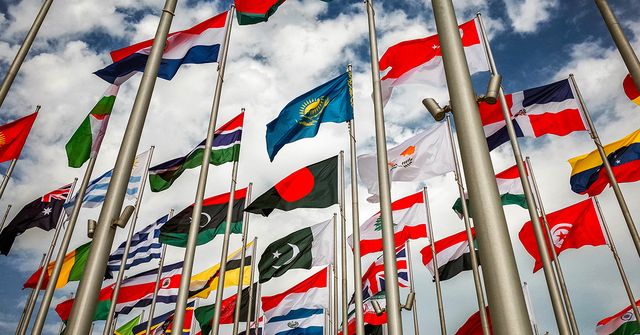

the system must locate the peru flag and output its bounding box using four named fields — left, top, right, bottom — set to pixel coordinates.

left=95, top=11, right=228, bottom=84
left=479, top=78, right=587, bottom=151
